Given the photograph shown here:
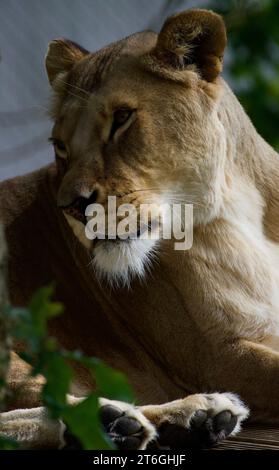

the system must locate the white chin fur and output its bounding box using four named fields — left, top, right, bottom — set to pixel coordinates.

left=91, top=238, right=158, bottom=287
